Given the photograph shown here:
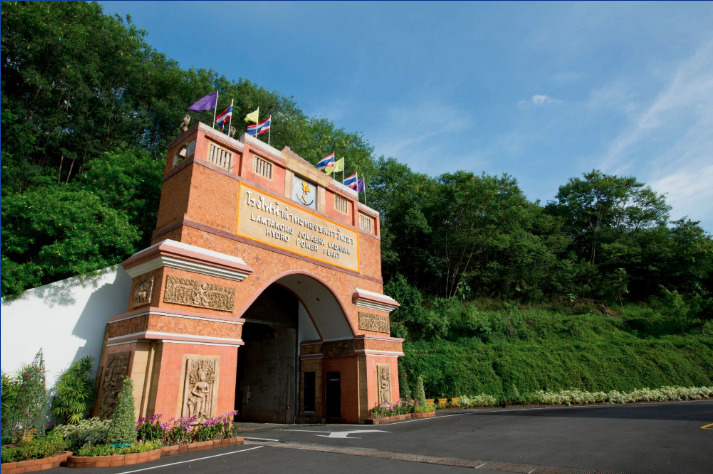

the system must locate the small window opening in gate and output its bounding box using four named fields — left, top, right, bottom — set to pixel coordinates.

left=208, top=142, right=233, bottom=170
left=359, top=213, right=374, bottom=234
left=253, top=154, right=273, bottom=179
left=334, top=194, right=348, bottom=214
left=303, top=371, right=315, bottom=412
left=172, top=140, right=195, bottom=168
